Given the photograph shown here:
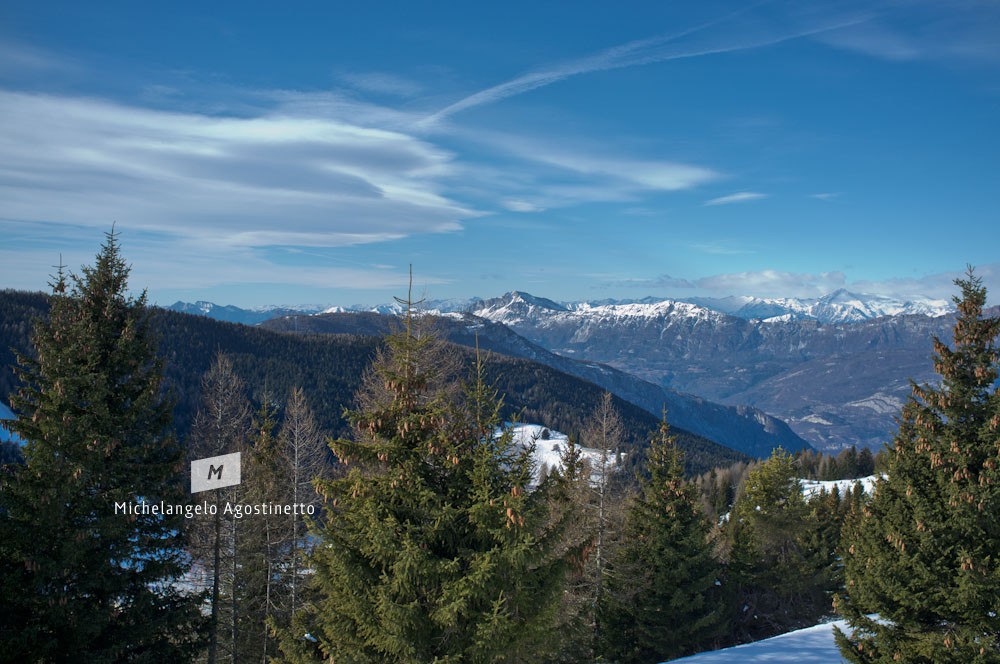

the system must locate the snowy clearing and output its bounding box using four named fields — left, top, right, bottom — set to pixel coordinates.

left=800, top=476, right=877, bottom=500
left=509, top=423, right=617, bottom=485
left=670, top=620, right=848, bottom=663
